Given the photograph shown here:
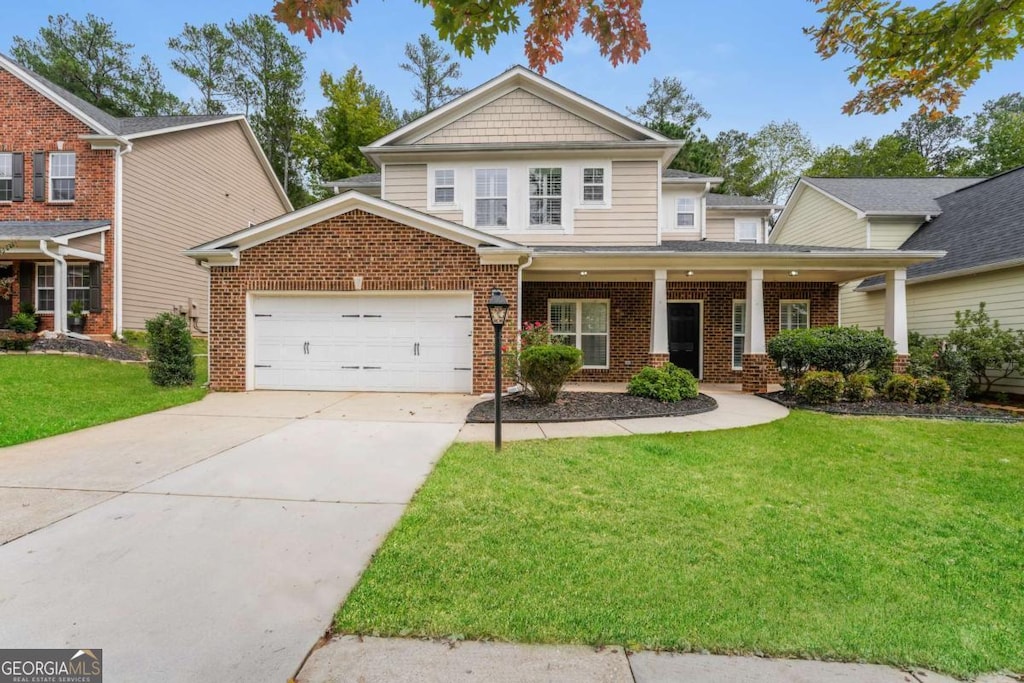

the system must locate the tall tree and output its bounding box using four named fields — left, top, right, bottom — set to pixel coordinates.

left=962, top=93, right=1024, bottom=175
left=628, top=76, right=709, bottom=135
left=400, top=34, right=467, bottom=116
left=168, top=23, right=237, bottom=115
left=294, top=67, right=399, bottom=194
left=807, top=0, right=1024, bottom=116
left=272, top=0, right=650, bottom=73
left=897, top=112, right=968, bottom=174
left=11, top=13, right=184, bottom=117
left=807, top=135, right=930, bottom=177
left=749, top=121, right=816, bottom=204
left=711, top=130, right=763, bottom=196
